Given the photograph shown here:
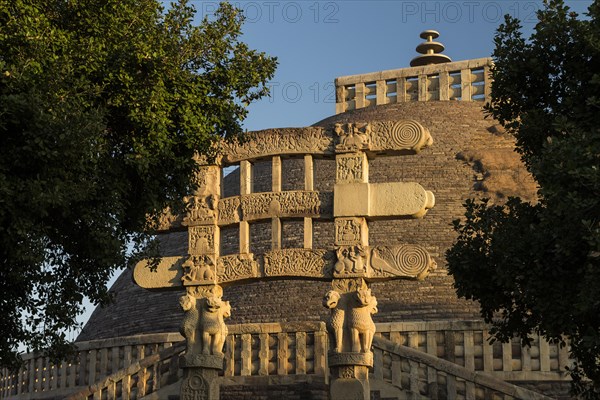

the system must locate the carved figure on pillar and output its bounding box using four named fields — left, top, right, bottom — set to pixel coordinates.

left=179, top=285, right=229, bottom=400
left=334, top=246, right=367, bottom=277
left=199, top=294, right=231, bottom=355
left=322, top=282, right=378, bottom=354
left=179, top=286, right=231, bottom=362
left=183, top=194, right=218, bottom=226
left=323, top=290, right=344, bottom=353
left=348, top=288, right=377, bottom=353
left=180, top=294, right=200, bottom=357
left=182, top=256, right=216, bottom=285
